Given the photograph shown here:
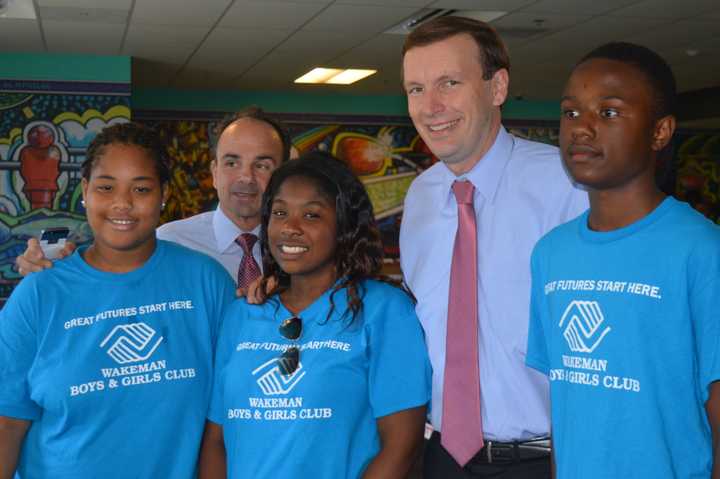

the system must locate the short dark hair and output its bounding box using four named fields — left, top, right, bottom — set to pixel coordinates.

left=215, top=106, right=291, bottom=162
left=82, top=122, right=171, bottom=185
left=577, top=42, right=677, bottom=118
left=402, top=15, right=510, bottom=80
left=259, top=151, right=388, bottom=322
